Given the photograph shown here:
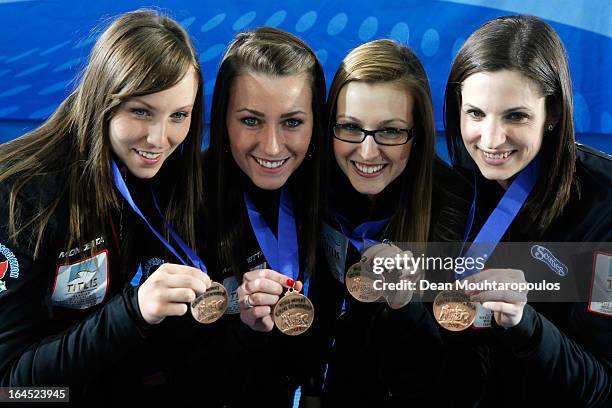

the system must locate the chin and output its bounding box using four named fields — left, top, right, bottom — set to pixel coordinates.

left=251, top=176, right=288, bottom=191
left=351, top=181, right=384, bottom=196
left=128, top=166, right=160, bottom=180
